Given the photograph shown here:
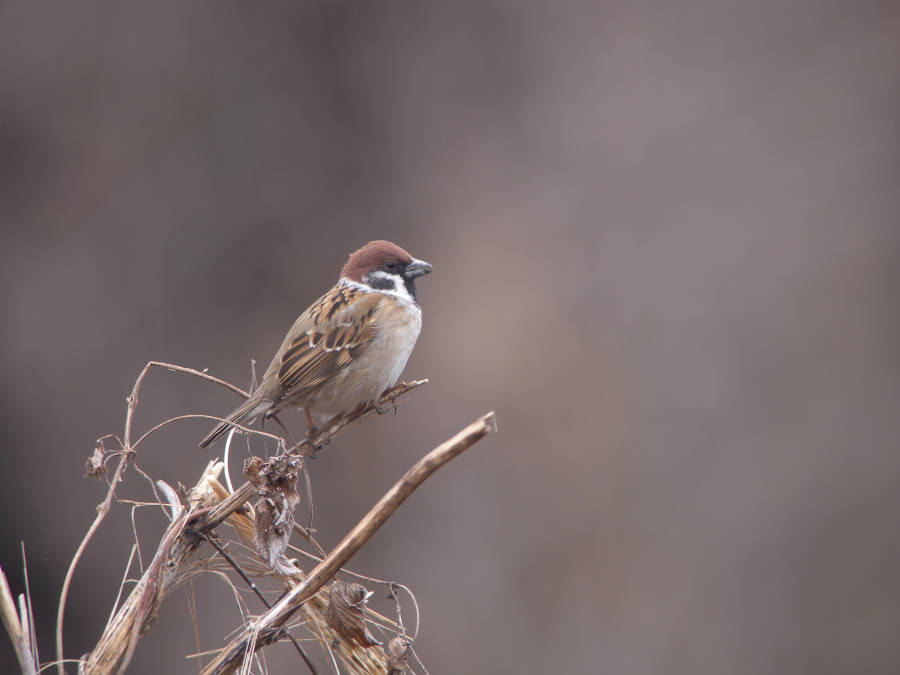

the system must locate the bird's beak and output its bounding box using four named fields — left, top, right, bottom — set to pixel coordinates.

left=406, top=257, right=433, bottom=278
